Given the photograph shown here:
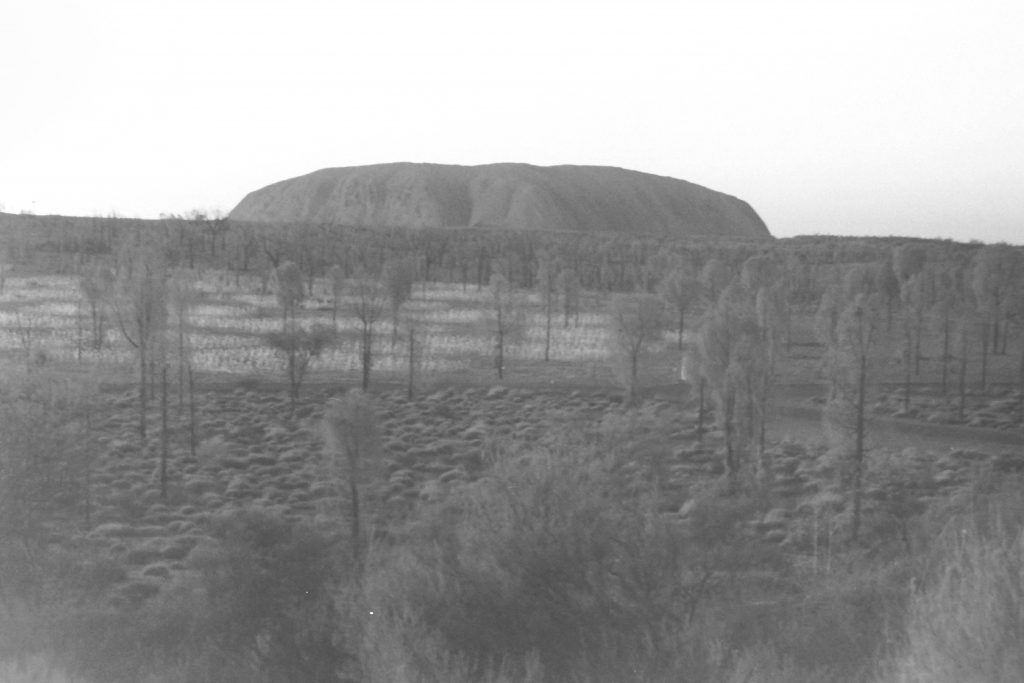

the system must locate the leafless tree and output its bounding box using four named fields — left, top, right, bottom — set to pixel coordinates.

left=168, top=271, right=199, bottom=457
left=382, top=256, right=417, bottom=348
left=555, top=268, right=581, bottom=328
left=350, top=273, right=386, bottom=390
left=78, top=264, right=114, bottom=350
left=273, top=260, right=306, bottom=324
left=658, top=259, right=698, bottom=350
left=608, top=293, right=666, bottom=403
left=113, top=237, right=169, bottom=444
left=488, top=273, right=526, bottom=380
left=536, top=252, right=562, bottom=361
left=328, top=264, right=345, bottom=326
